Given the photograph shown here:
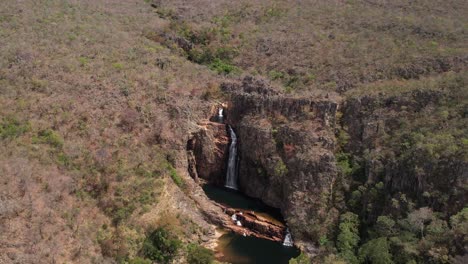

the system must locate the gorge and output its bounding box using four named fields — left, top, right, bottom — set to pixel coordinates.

left=186, top=76, right=341, bottom=260
left=189, top=100, right=301, bottom=263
